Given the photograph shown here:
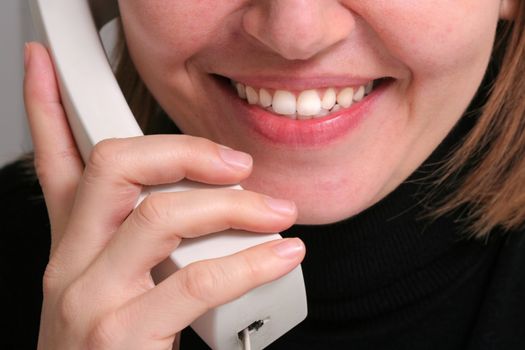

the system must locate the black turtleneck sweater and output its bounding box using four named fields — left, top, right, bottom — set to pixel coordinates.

left=1, top=116, right=525, bottom=350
